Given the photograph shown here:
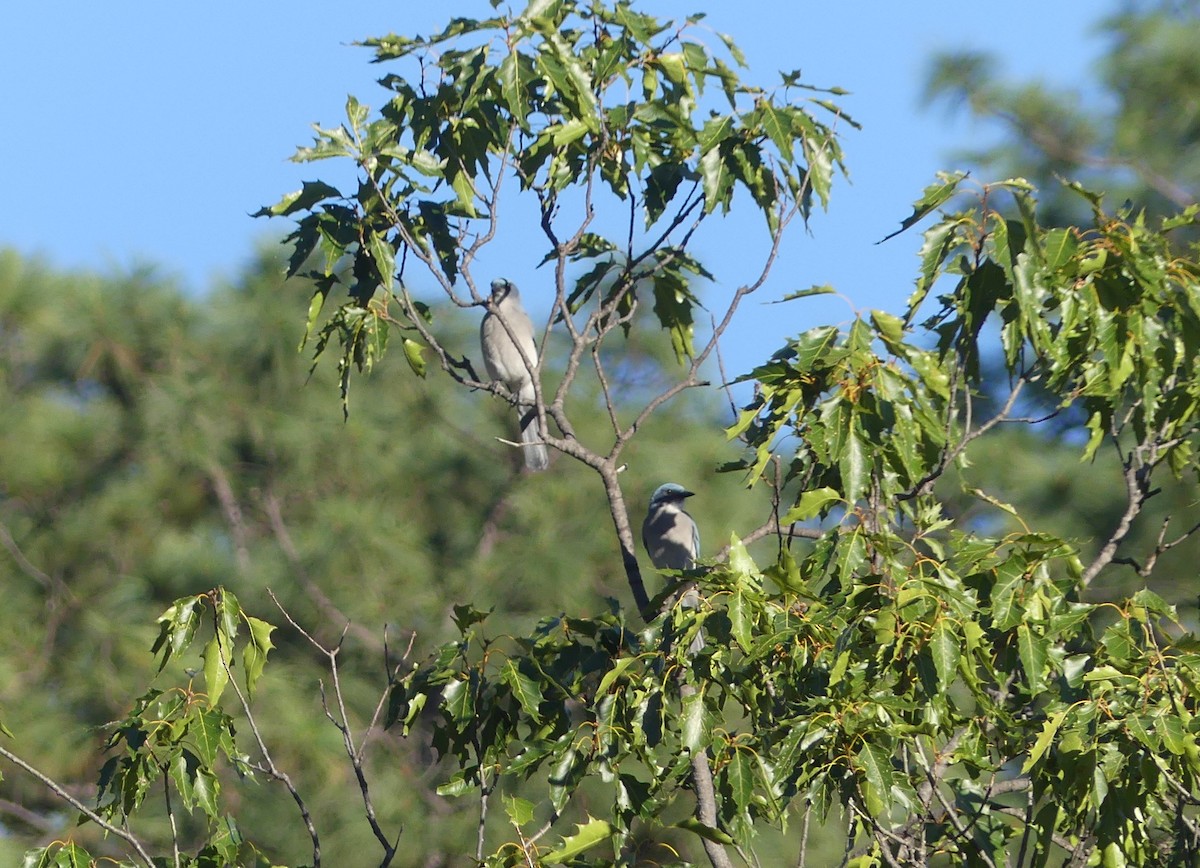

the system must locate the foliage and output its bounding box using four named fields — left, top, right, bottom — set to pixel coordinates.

left=253, top=0, right=850, bottom=415
left=6, top=2, right=1200, bottom=867
left=924, top=0, right=1200, bottom=238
